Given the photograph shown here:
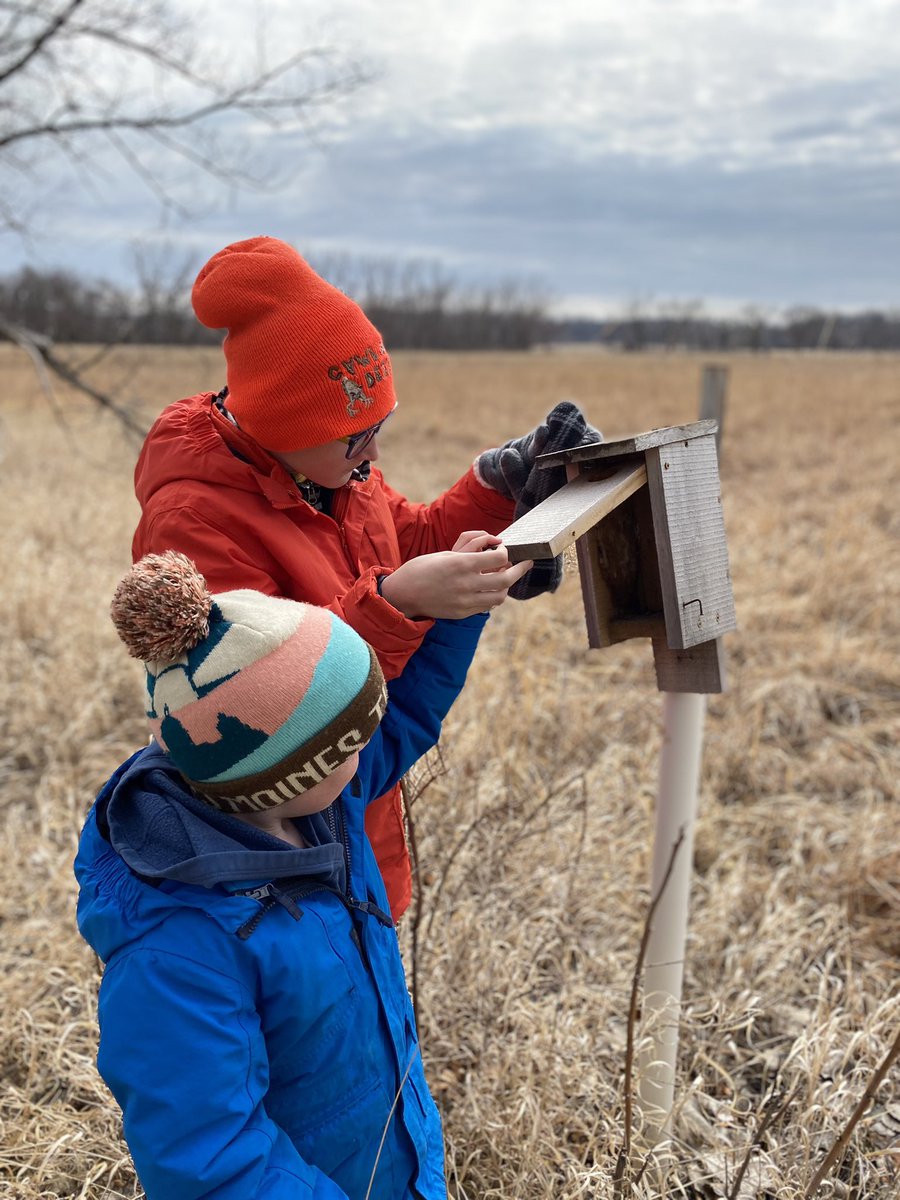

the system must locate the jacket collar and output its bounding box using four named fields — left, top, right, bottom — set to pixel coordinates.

left=98, top=743, right=347, bottom=893
left=209, top=395, right=373, bottom=510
